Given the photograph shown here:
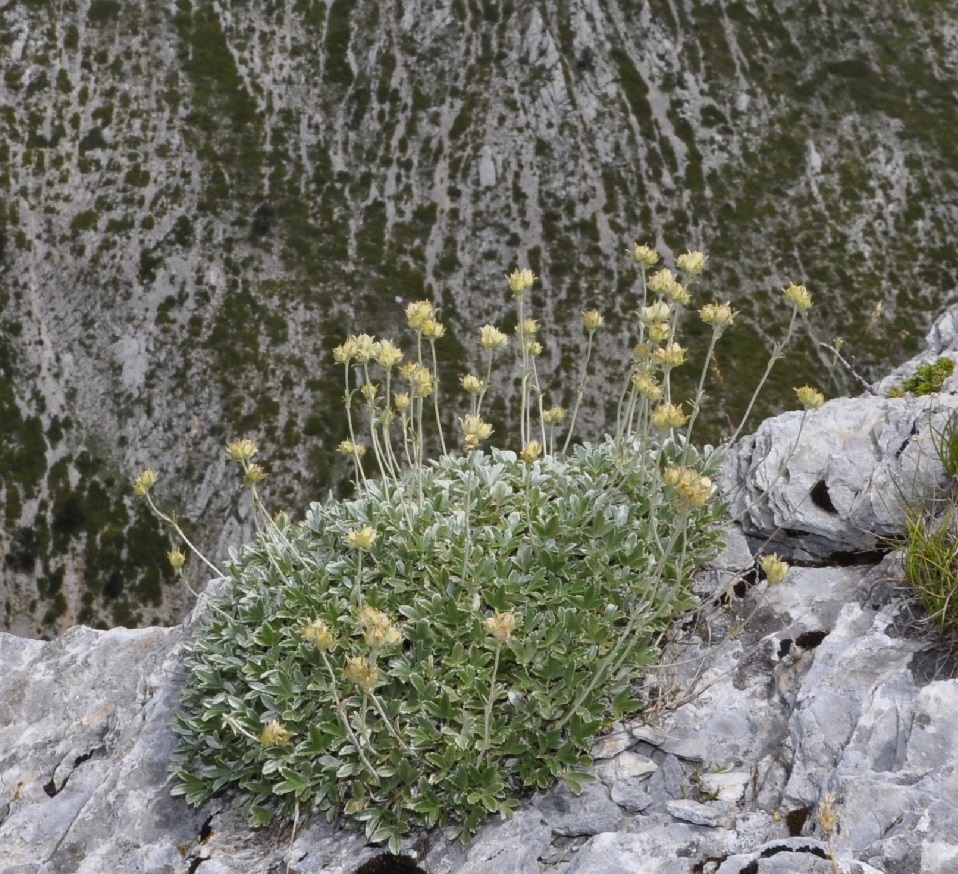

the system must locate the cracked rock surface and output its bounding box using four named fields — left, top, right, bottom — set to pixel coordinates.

left=2, top=544, right=957, bottom=873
